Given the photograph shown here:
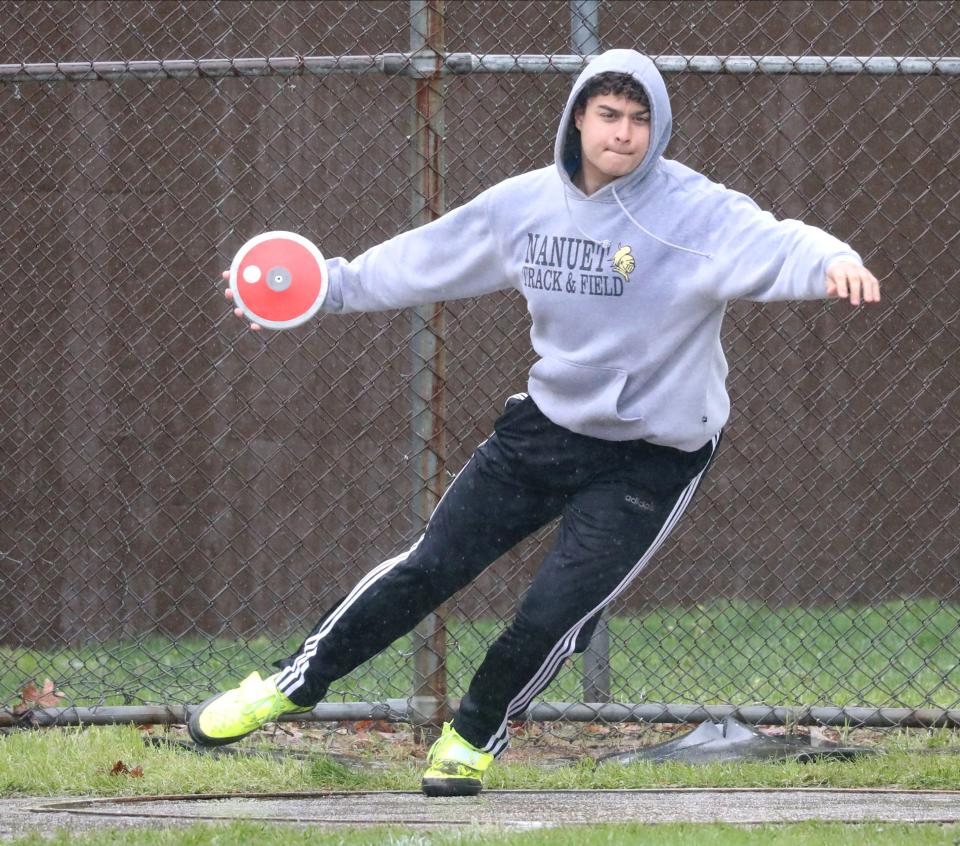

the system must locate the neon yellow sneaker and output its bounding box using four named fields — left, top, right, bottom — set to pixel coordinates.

left=188, top=671, right=312, bottom=747
left=421, top=722, right=494, bottom=797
